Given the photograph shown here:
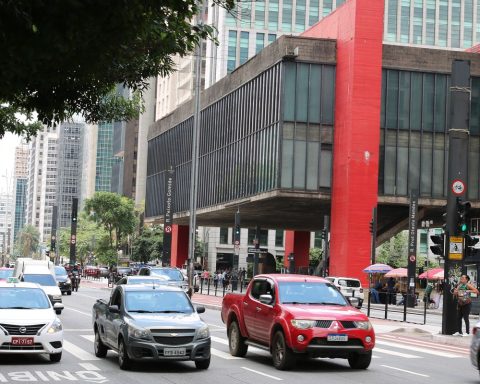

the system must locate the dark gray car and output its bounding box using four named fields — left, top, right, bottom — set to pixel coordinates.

left=92, top=284, right=211, bottom=370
